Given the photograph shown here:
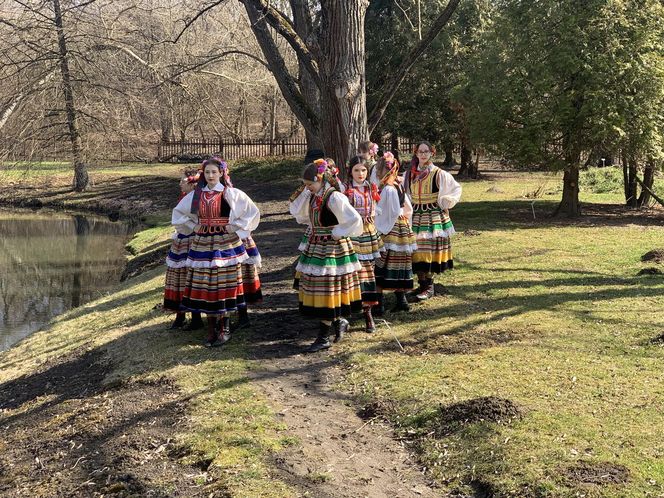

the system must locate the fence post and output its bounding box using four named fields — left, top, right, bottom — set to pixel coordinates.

left=281, top=139, right=286, bottom=155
